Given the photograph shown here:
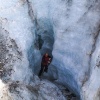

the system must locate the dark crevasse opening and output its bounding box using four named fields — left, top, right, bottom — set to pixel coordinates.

left=28, top=18, right=54, bottom=75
